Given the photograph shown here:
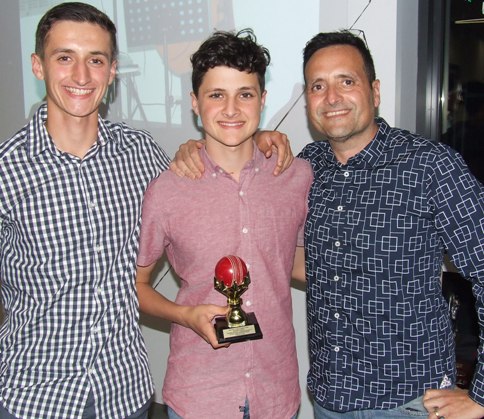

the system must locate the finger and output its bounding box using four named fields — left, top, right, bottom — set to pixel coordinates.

left=273, top=145, right=285, bottom=175
left=169, top=160, right=190, bottom=178
left=170, top=148, right=198, bottom=178
left=282, top=145, right=295, bottom=171
left=207, top=328, right=225, bottom=349
left=176, top=149, right=202, bottom=179
left=170, top=141, right=205, bottom=179
left=187, top=140, right=205, bottom=176
left=273, top=141, right=294, bottom=176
